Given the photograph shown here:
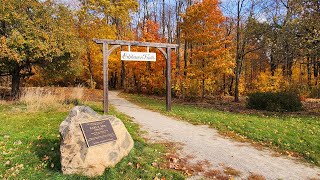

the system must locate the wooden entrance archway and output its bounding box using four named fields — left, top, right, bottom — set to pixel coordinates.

left=93, top=39, right=178, bottom=114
